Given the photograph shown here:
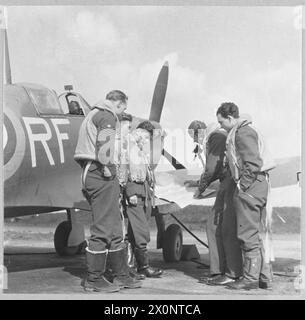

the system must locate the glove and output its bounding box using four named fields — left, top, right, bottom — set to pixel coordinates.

left=193, top=189, right=202, bottom=199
